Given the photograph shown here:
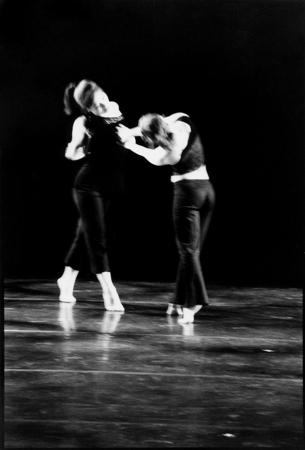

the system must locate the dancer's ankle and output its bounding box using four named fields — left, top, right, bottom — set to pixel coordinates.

left=102, top=289, right=124, bottom=312
left=166, top=304, right=183, bottom=316
left=189, top=305, right=202, bottom=314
